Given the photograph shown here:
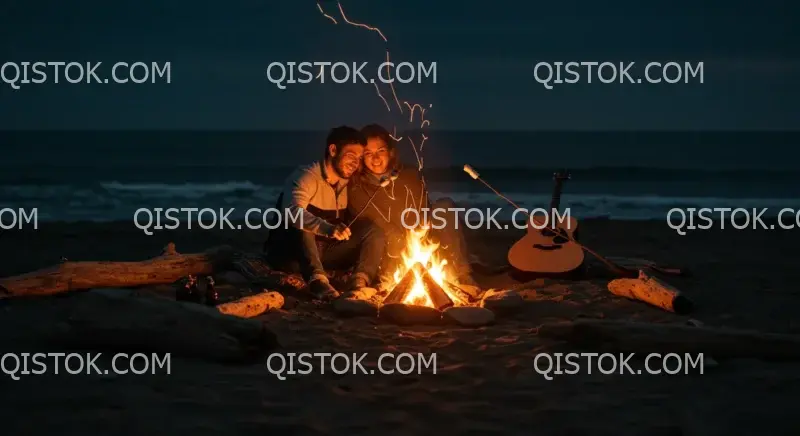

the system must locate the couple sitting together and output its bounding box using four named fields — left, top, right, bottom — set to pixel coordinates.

left=263, top=124, right=476, bottom=300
